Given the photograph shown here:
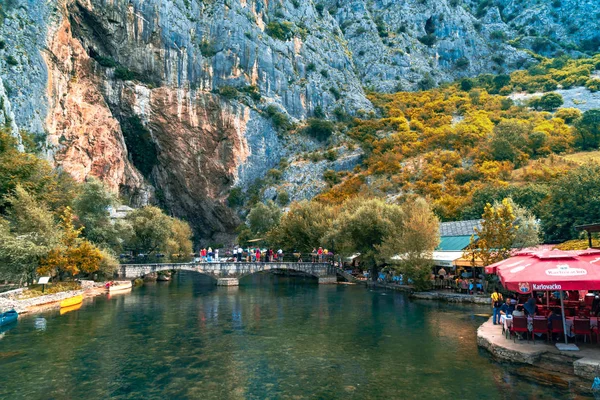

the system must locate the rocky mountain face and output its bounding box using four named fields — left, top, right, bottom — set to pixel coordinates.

left=0, top=0, right=598, bottom=242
